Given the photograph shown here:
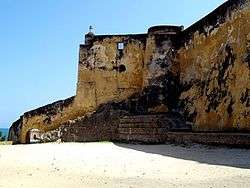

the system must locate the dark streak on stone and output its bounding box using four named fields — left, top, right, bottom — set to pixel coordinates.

left=240, top=89, right=250, bottom=107
left=218, top=45, right=235, bottom=86
left=245, top=53, right=250, bottom=68
left=227, top=97, right=234, bottom=116
left=205, top=44, right=235, bottom=112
